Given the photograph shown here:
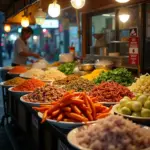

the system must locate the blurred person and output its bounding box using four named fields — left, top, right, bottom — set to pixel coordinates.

left=6, top=40, right=13, bottom=59
left=32, top=43, right=37, bottom=53
left=12, top=27, right=40, bottom=66
left=43, top=39, right=50, bottom=61
left=54, top=48, right=60, bottom=61
left=44, top=39, right=50, bottom=53
left=49, top=39, right=56, bottom=62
